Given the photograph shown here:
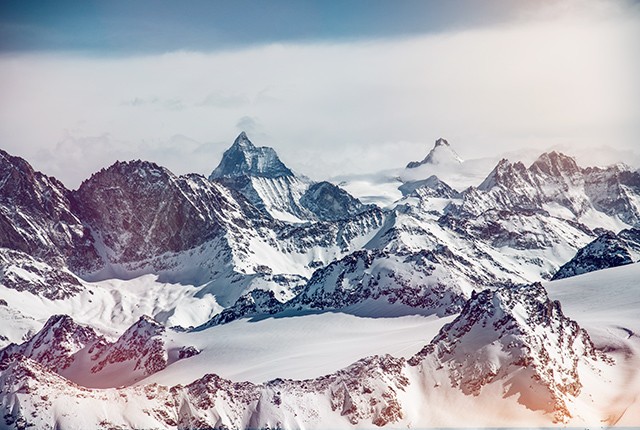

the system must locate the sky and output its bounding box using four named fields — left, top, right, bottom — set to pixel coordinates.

left=0, top=0, right=639, bottom=188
